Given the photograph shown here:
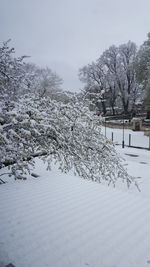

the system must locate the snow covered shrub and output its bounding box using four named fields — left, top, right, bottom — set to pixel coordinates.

left=0, top=93, right=138, bottom=188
